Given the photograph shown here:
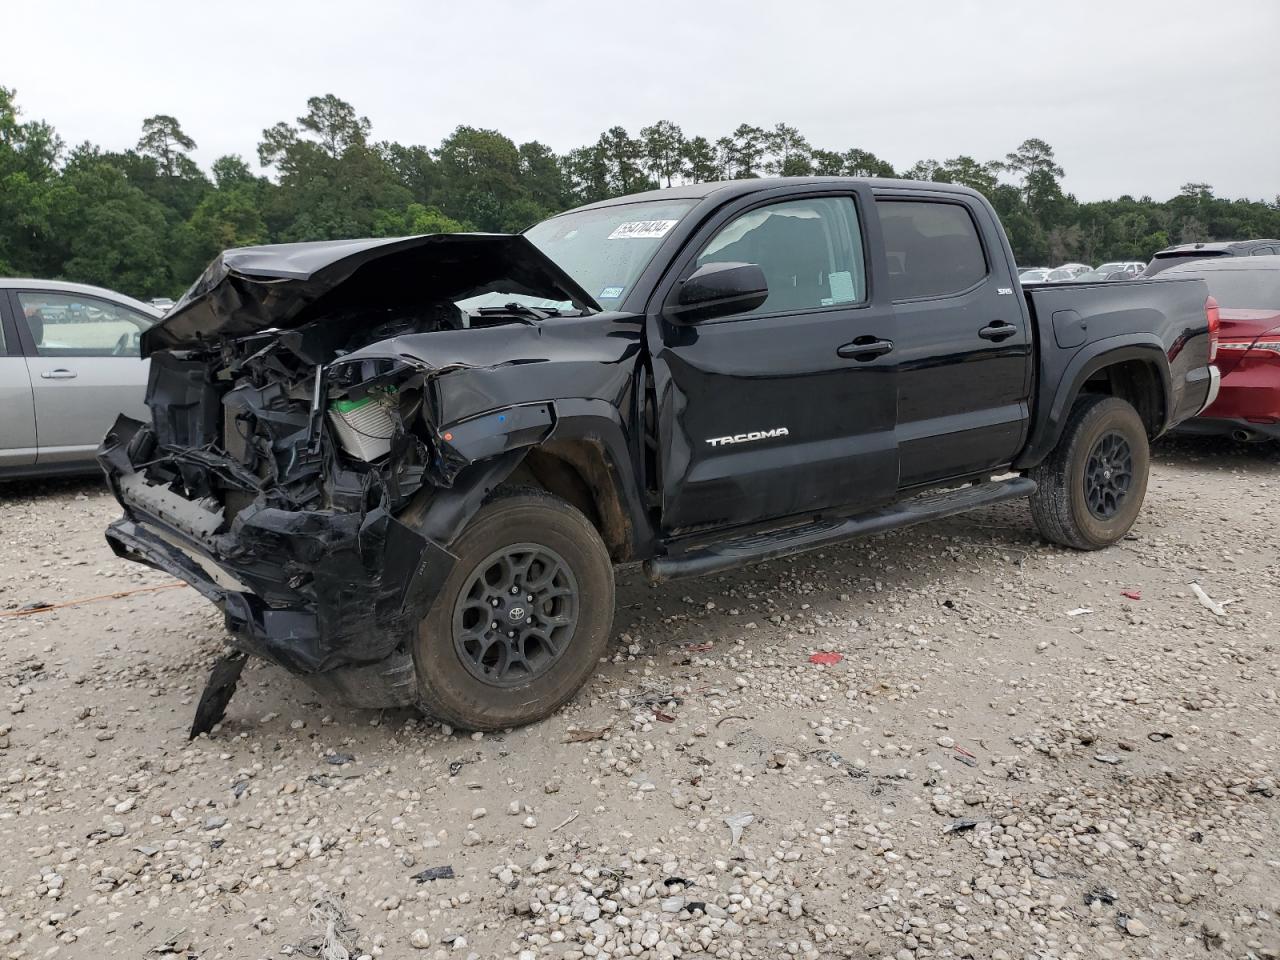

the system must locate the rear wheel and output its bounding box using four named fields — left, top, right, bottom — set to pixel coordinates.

left=1030, top=395, right=1150, bottom=550
left=412, top=490, right=614, bottom=730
